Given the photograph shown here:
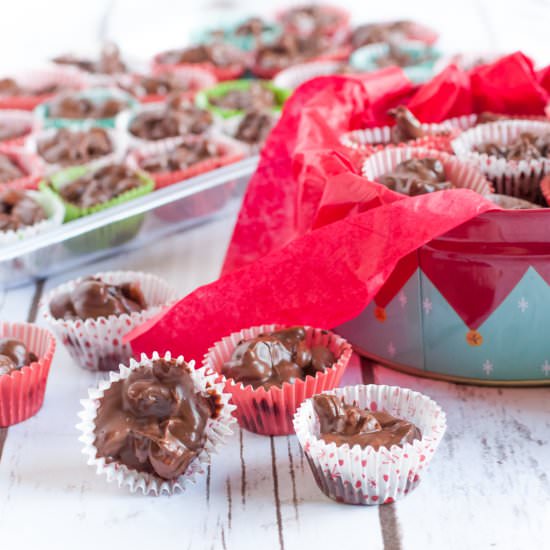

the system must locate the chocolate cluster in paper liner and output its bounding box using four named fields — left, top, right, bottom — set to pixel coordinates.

left=93, top=358, right=219, bottom=480
left=130, top=99, right=213, bottom=141
left=53, top=43, right=127, bottom=75
left=0, top=153, right=26, bottom=182
left=234, top=110, right=276, bottom=145
left=474, top=131, right=550, bottom=160
left=313, top=394, right=421, bottom=450
left=0, top=338, right=38, bottom=376
left=49, top=94, right=128, bottom=120
left=377, top=157, right=453, bottom=196
left=211, top=82, right=277, bottom=111
left=0, top=189, right=46, bottom=231
left=49, top=276, right=147, bottom=321
left=158, top=43, right=242, bottom=68
left=0, top=78, right=66, bottom=97
left=37, top=128, right=113, bottom=166
left=222, top=326, right=336, bottom=389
